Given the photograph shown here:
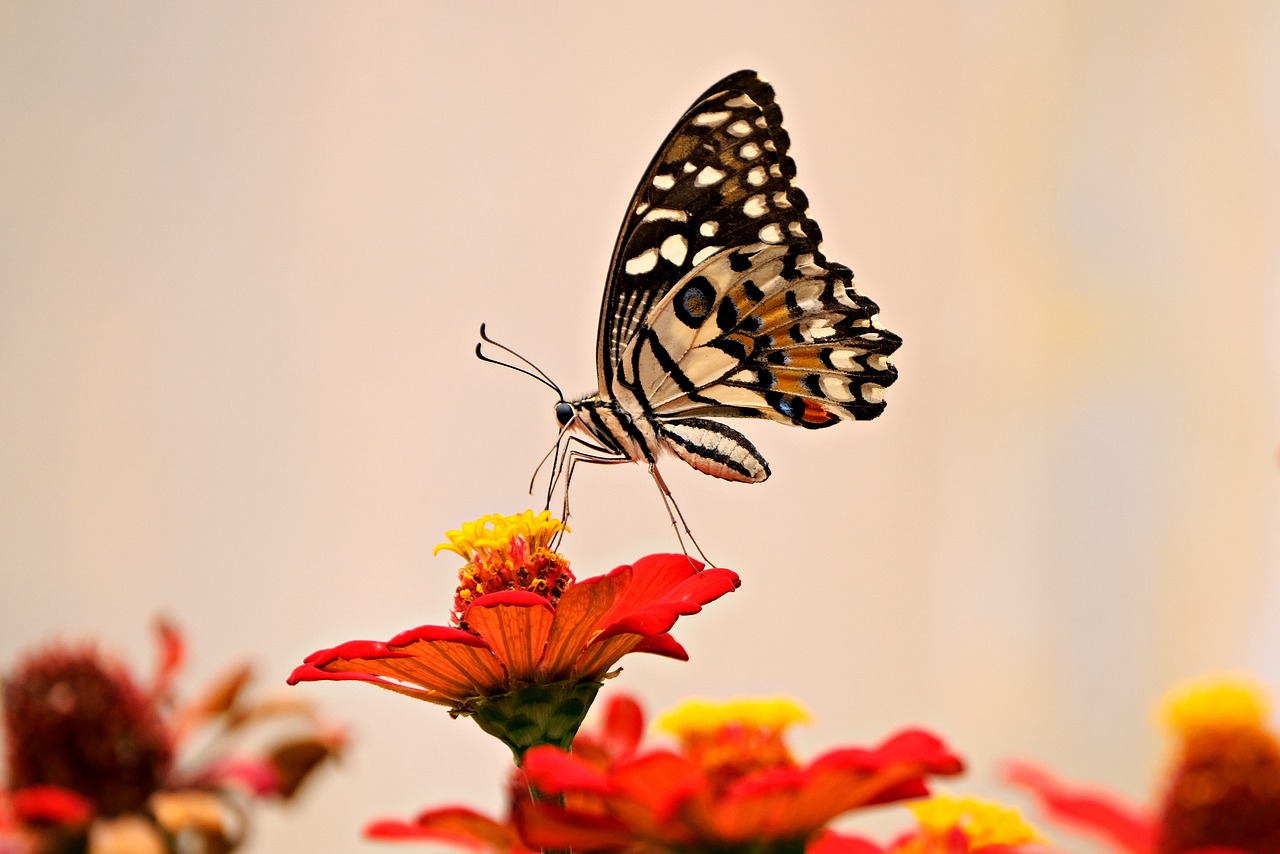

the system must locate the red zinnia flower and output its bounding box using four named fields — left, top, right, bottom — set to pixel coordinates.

left=1007, top=675, right=1280, bottom=854
left=288, top=512, right=740, bottom=757
left=2, top=619, right=343, bottom=854
left=516, top=696, right=965, bottom=853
